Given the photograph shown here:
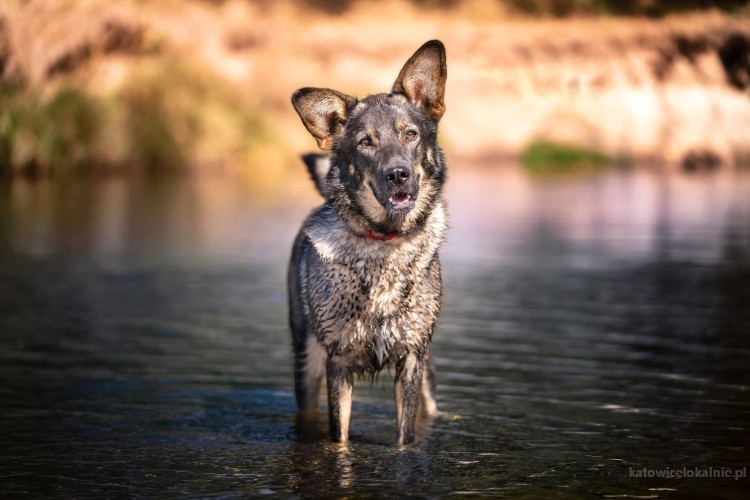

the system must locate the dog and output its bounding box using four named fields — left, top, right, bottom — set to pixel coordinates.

left=288, top=40, right=448, bottom=445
